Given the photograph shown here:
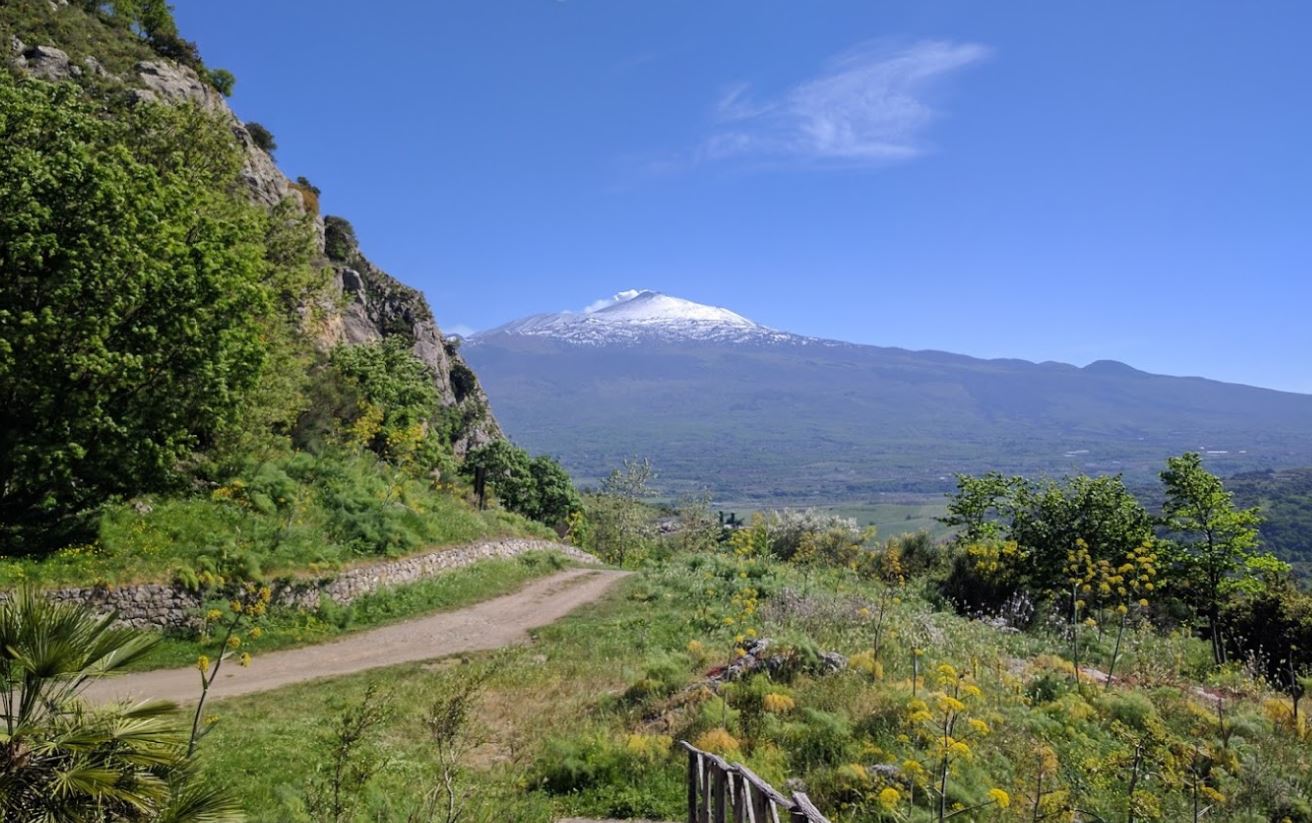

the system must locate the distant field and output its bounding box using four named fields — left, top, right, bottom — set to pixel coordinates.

left=714, top=495, right=953, bottom=542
